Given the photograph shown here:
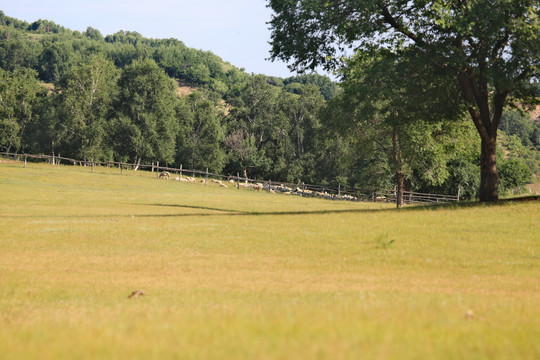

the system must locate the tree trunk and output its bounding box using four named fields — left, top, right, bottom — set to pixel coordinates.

left=133, top=157, right=141, bottom=171
left=392, top=129, right=404, bottom=208
left=404, top=178, right=412, bottom=203
left=396, top=171, right=405, bottom=208
left=467, top=110, right=500, bottom=202
left=479, top=136, right=498, bottom=202
left=457, top=70, right=506, bottom=203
